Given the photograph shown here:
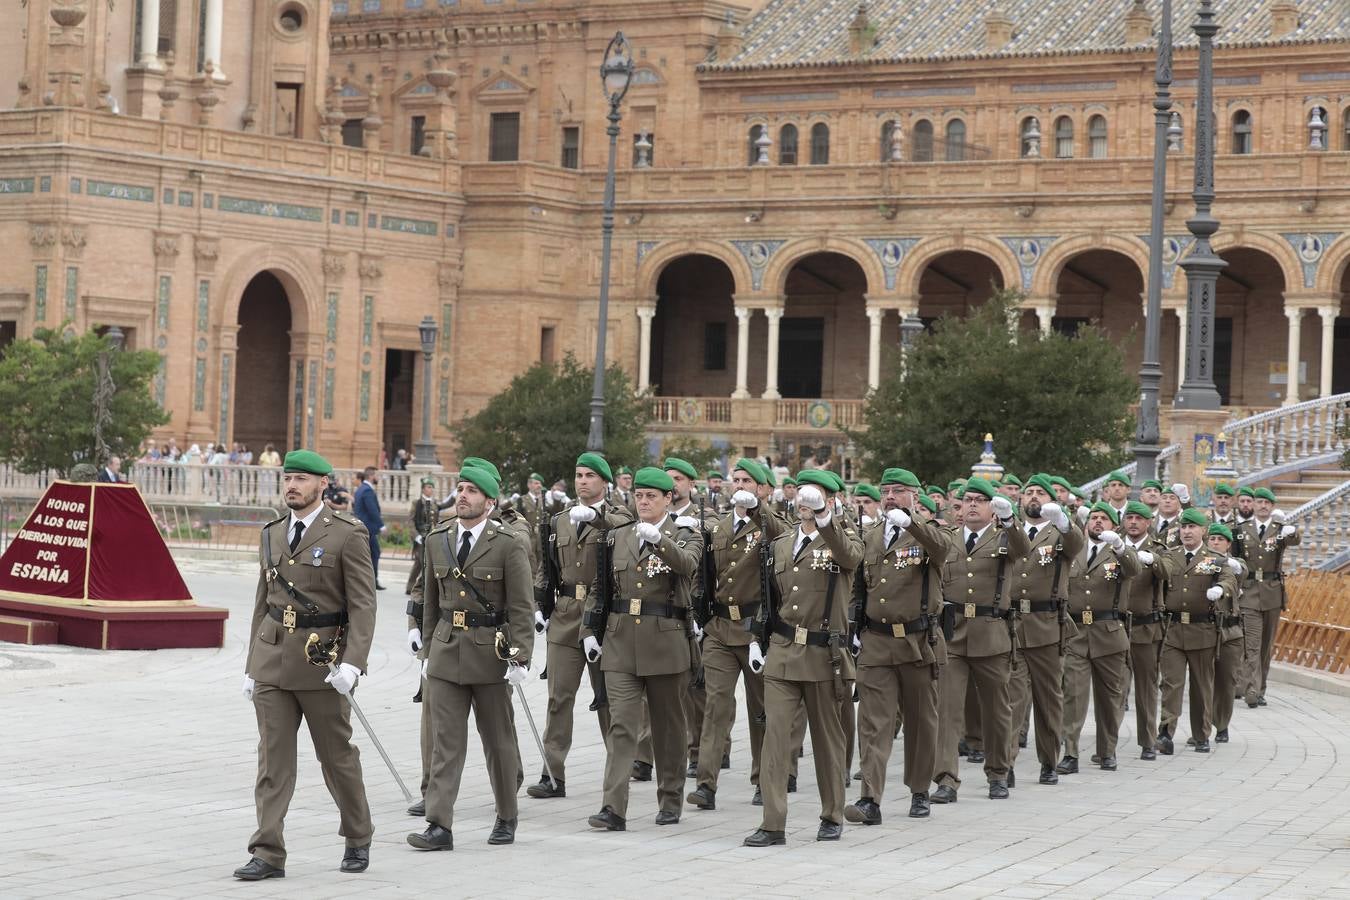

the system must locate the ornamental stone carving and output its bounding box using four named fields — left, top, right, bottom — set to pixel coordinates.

left=322, top=250, right=347, bottom=281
